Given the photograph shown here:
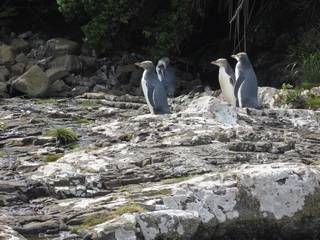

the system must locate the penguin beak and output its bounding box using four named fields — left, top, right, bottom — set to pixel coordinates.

left=134, top=62, right=142, bottom=68
left=231, top=54, right=238, bottom=60
left=210, top=60, right=218, bottom=66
